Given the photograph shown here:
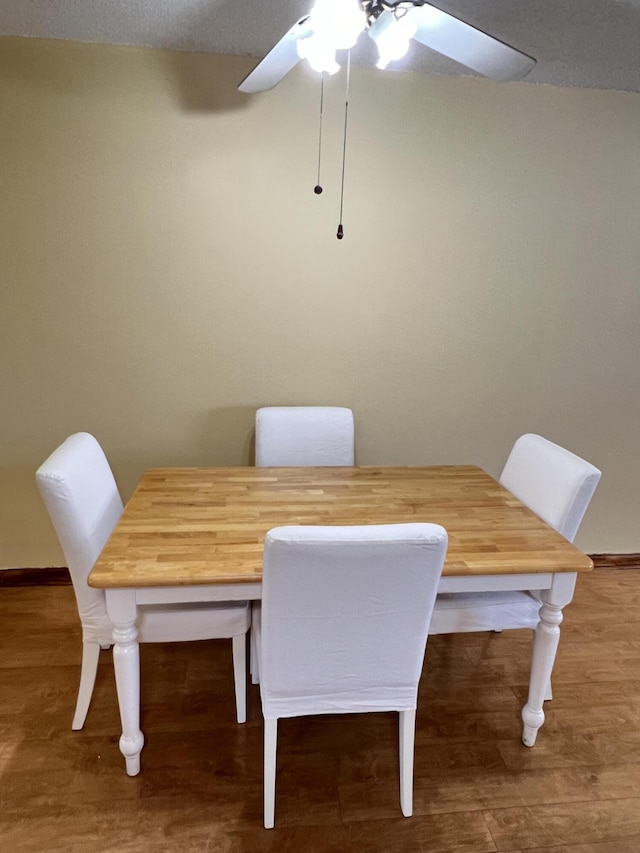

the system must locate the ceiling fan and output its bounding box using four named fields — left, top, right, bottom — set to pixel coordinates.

left=238, top=0, right=536, bottom=93
left=238, top=0, right=535, bottom=240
